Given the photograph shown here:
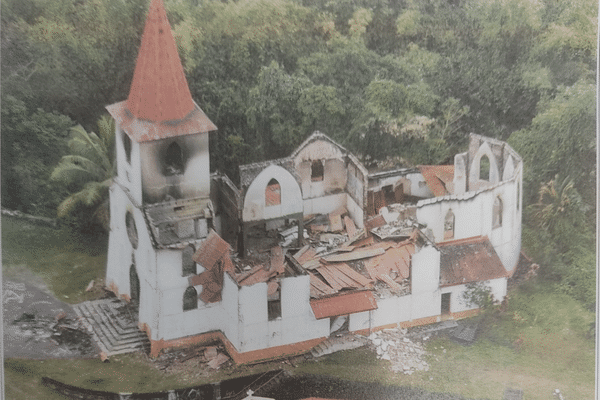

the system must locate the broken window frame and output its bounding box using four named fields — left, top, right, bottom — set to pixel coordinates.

left=123, top=131, right=132, bottom=164
left=492, top=196, right=503, bottom=228
left=126, top=211, right=139, bottom=249
left=182, top=244, right=196, bottom=276
left=441, top=292, right=451, bottom=315
left=444, top=209, right=455, bottom=240
left=183, top=286, right=198, bottom=311
left=479, top=155, right=490, bottom=181
left=268, top=299, right=281, bottom=320
left=310, top=160, right=324, bottom=182
left=163, top=141, right=185, bottom=176
left=265, top=178, right=281, bottom=207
